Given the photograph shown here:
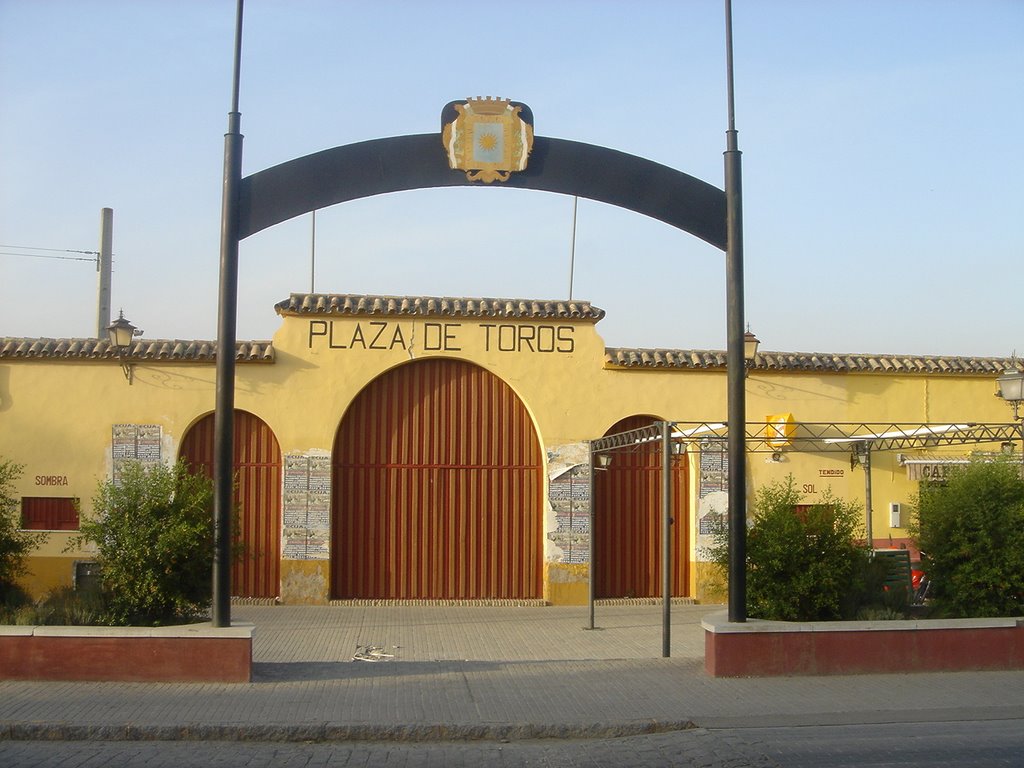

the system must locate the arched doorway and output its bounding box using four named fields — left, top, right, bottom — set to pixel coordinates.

left=180, top=410, right=282, bottom=599
left=332, top=358, right=542, bottom=600
left=594, top=415, right=689, bottom=598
